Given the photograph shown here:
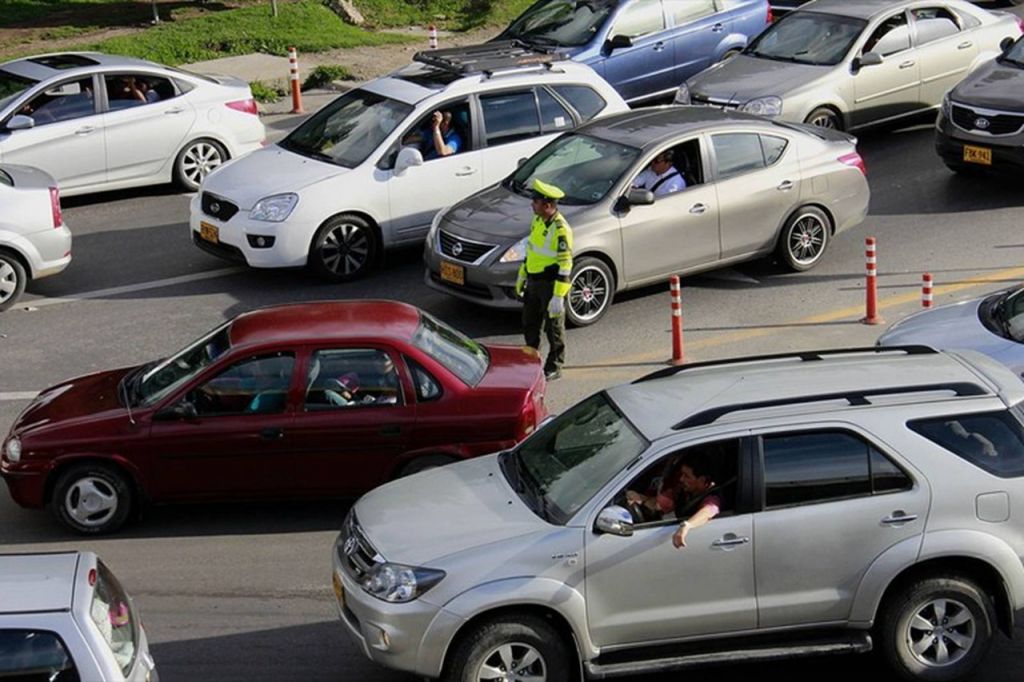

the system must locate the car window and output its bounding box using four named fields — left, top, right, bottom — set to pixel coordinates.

left=612, top=0, right=666, bottom=39
left=763, top=430, right=909, bottom=508
left=863, top=12, right=911, bottom=56
left=502, top=0, right=618, bottom=48
left=747, top=12, right=866, bottom=66
left=509, top=133, right=641, bottom=205
left=712, top=132, right=765, bottom=179
left=304, top=348, right=402, bottom=410
left=668, top=0, right=717, bottom=24
left=405, top=356, right=442, bottom=402
left=537, top=88, right=574, bottom=134
left=89, top=561, right=137, bottom=677
left=411, top=312, right=489, bottom=386
left=908, top=410, right=1024, bottom=478
left=760, top=134, right=789, bottom=165
left=396, top=99, right=472, bottom=164
left=551, top=85, right=607, bottom=121
left=190, top=353, right=294, bottom=416
left=18, top=76, right=95, bottom=126
left=480, top=90, right=541, bottom=147
left=911, top=7, right=961, bottom=46
left=104, top=73, right=176, bottom=110
left=0, top=69, right=37, bottom=112
left=0, top=629, right=79, bottom=682
left=137, top=323, right=232, bottom=406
